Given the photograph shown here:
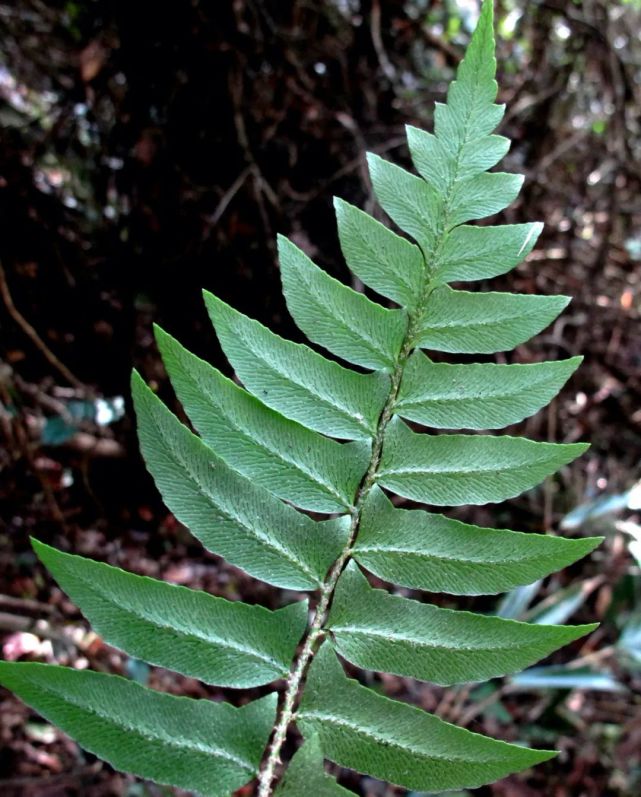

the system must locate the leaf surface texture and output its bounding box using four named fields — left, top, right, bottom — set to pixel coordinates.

left=2, top=3, right=598, bottom=795
left=0, top=663, right=275, bottom=797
